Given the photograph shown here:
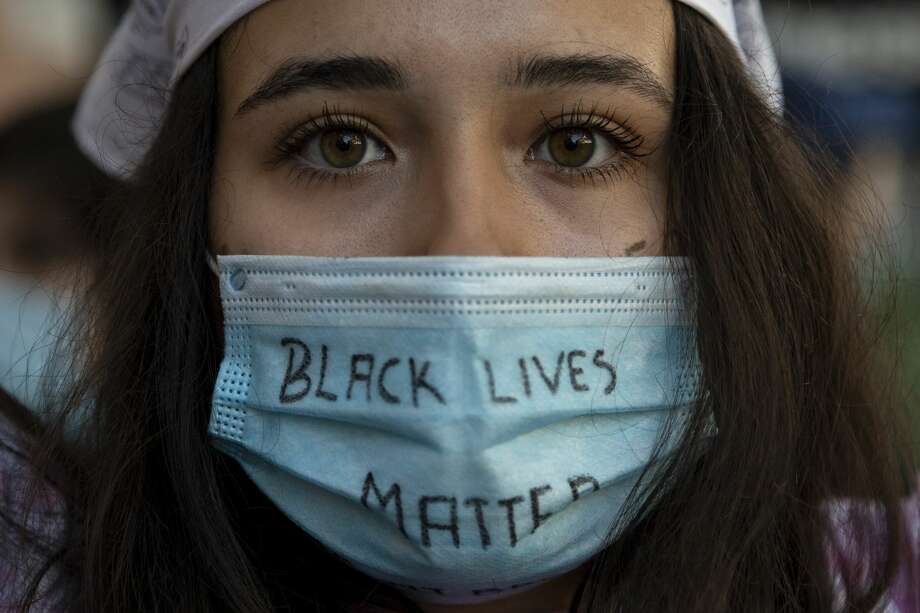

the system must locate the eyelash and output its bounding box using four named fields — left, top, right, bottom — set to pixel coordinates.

left=533, top=101, right=647, bottom=186
left=269, top=100, right=647, bottom=188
